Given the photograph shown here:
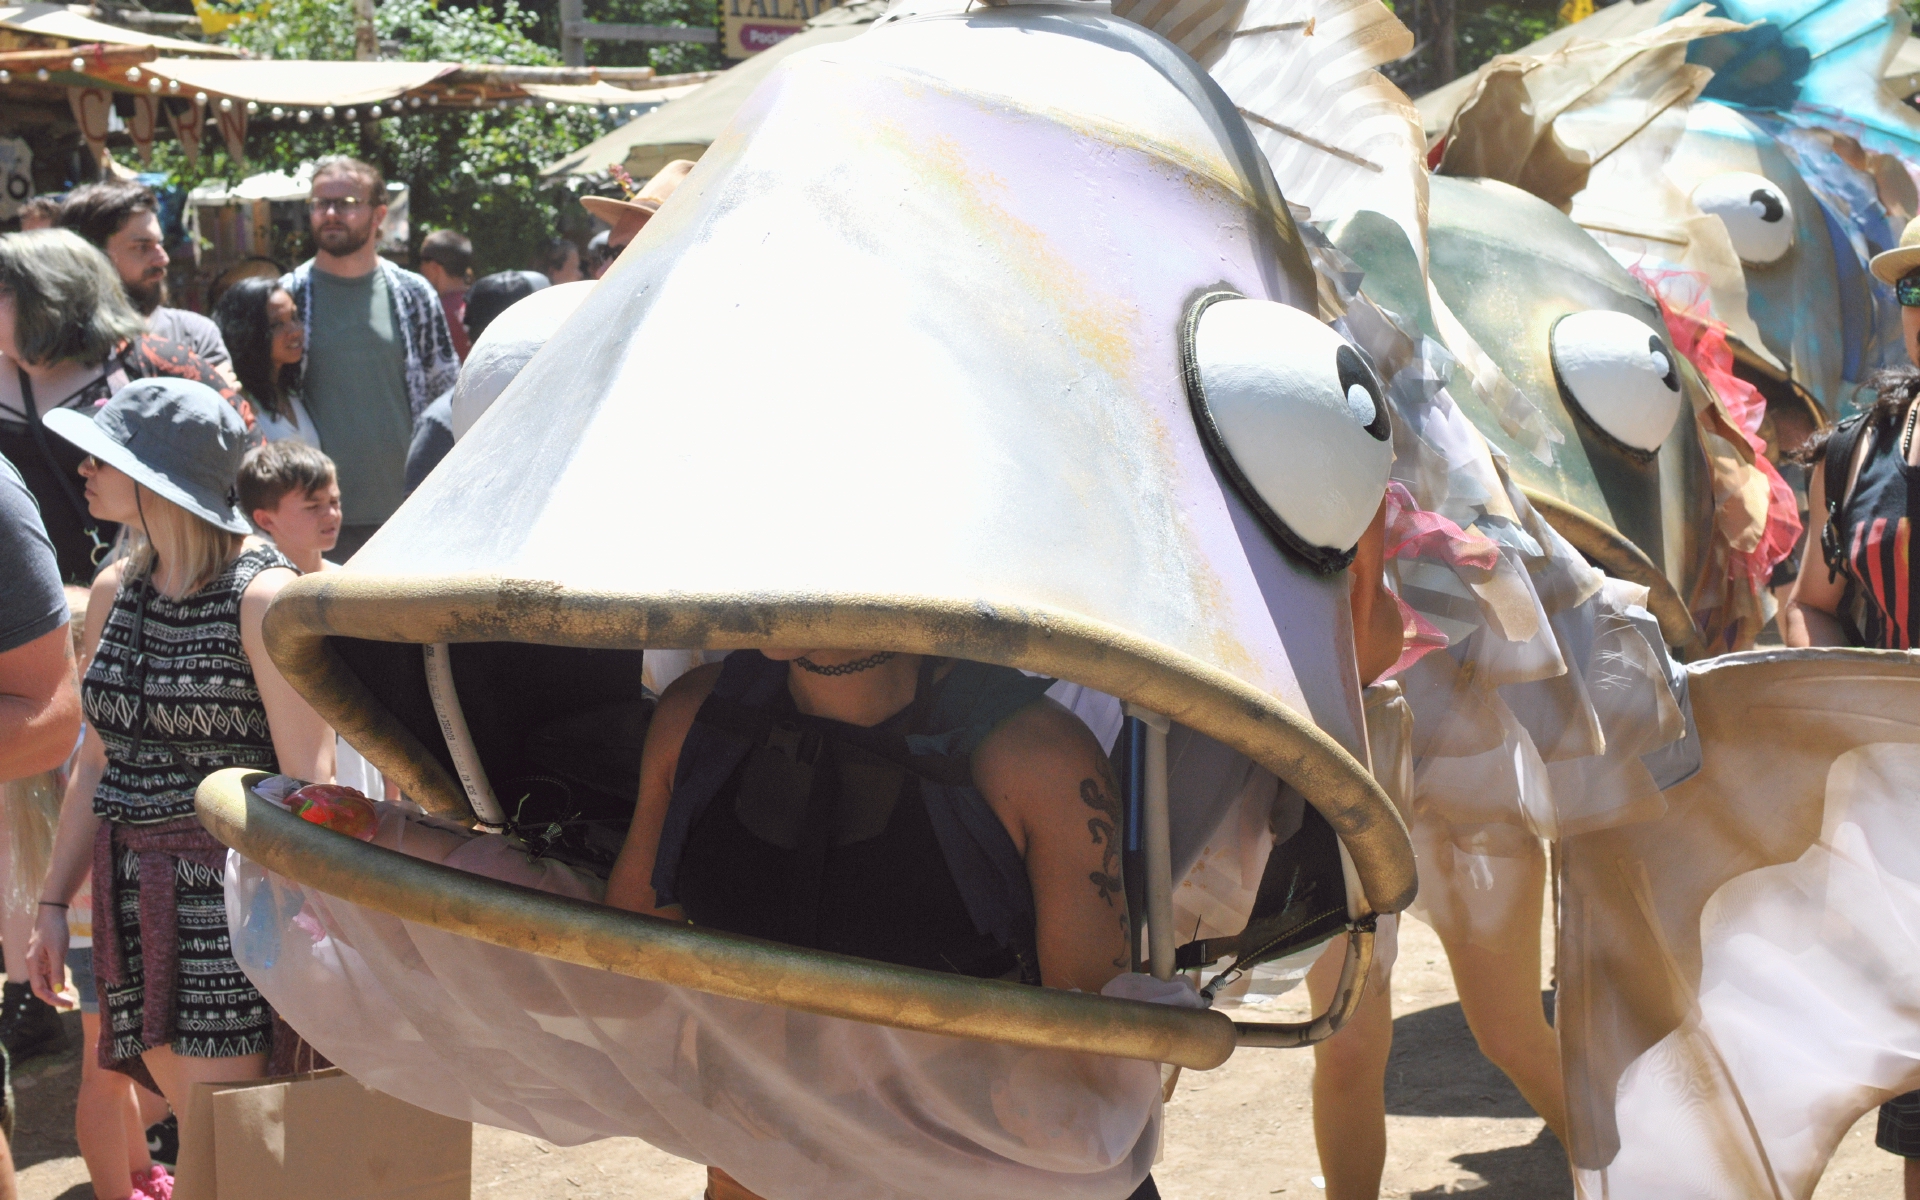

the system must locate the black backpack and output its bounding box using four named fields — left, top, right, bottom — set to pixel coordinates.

left=1816, top=410, right=1888, bottom=645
